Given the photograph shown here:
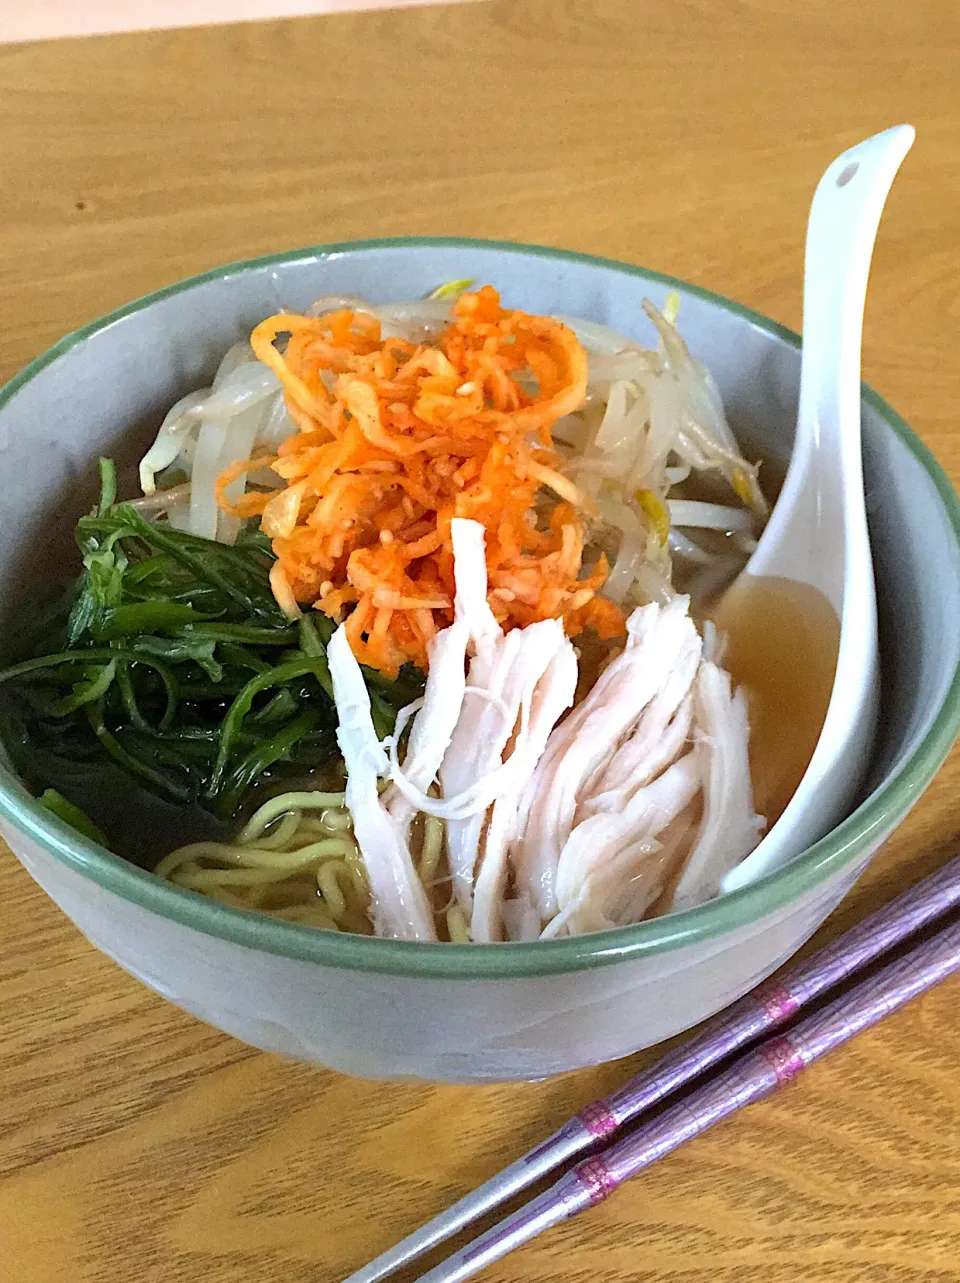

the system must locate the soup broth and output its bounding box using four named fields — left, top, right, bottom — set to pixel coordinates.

left=710, top=576, right=840, bottom=829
